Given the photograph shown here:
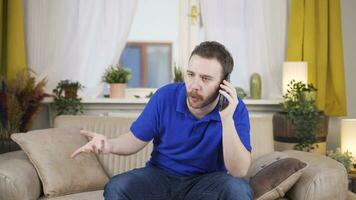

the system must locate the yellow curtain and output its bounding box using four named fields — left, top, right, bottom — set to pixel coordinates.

left=0, top=0, right=27, bottom=79
left=287, top=0, right=347, bottom=116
